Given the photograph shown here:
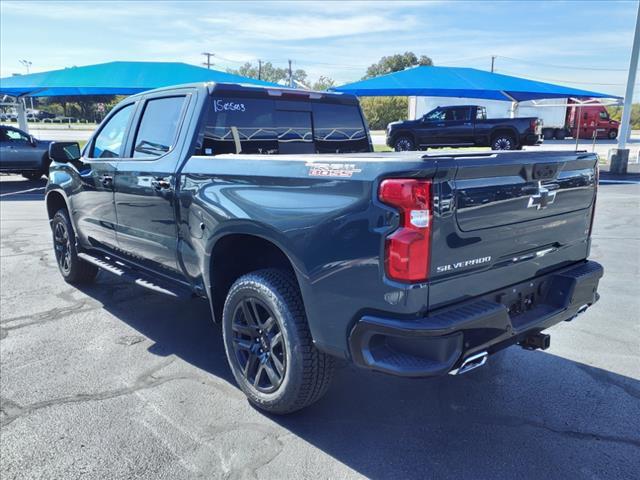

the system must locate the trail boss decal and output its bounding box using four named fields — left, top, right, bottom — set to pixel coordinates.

left=306, top=162, right=362, bottom=178
left=436, top=256, right=492, bottom=273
